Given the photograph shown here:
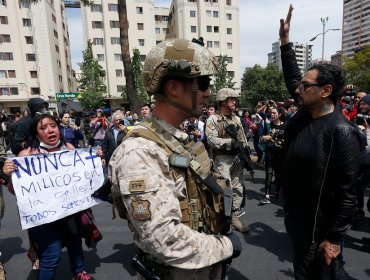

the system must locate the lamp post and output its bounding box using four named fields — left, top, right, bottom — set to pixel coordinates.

left=309, top=17, right=340, bottom=62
